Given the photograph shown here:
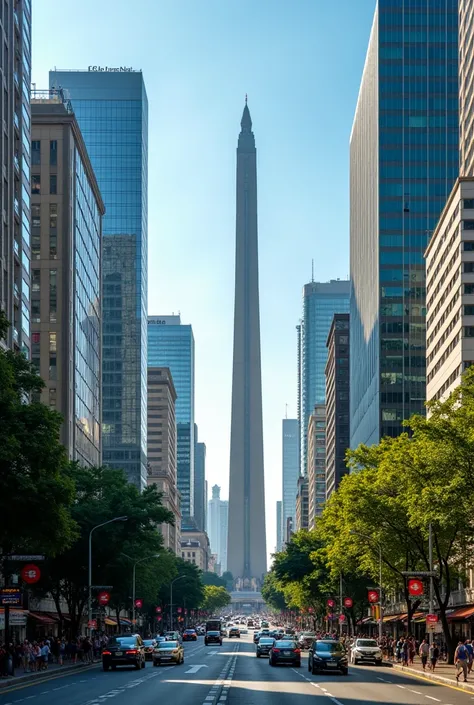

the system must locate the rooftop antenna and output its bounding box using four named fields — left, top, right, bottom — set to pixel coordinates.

left=285, top=403, right=288, bottom=419
left=311, top=259, right=314, bottom=283
left=245, top=93, right=248, bottom=104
